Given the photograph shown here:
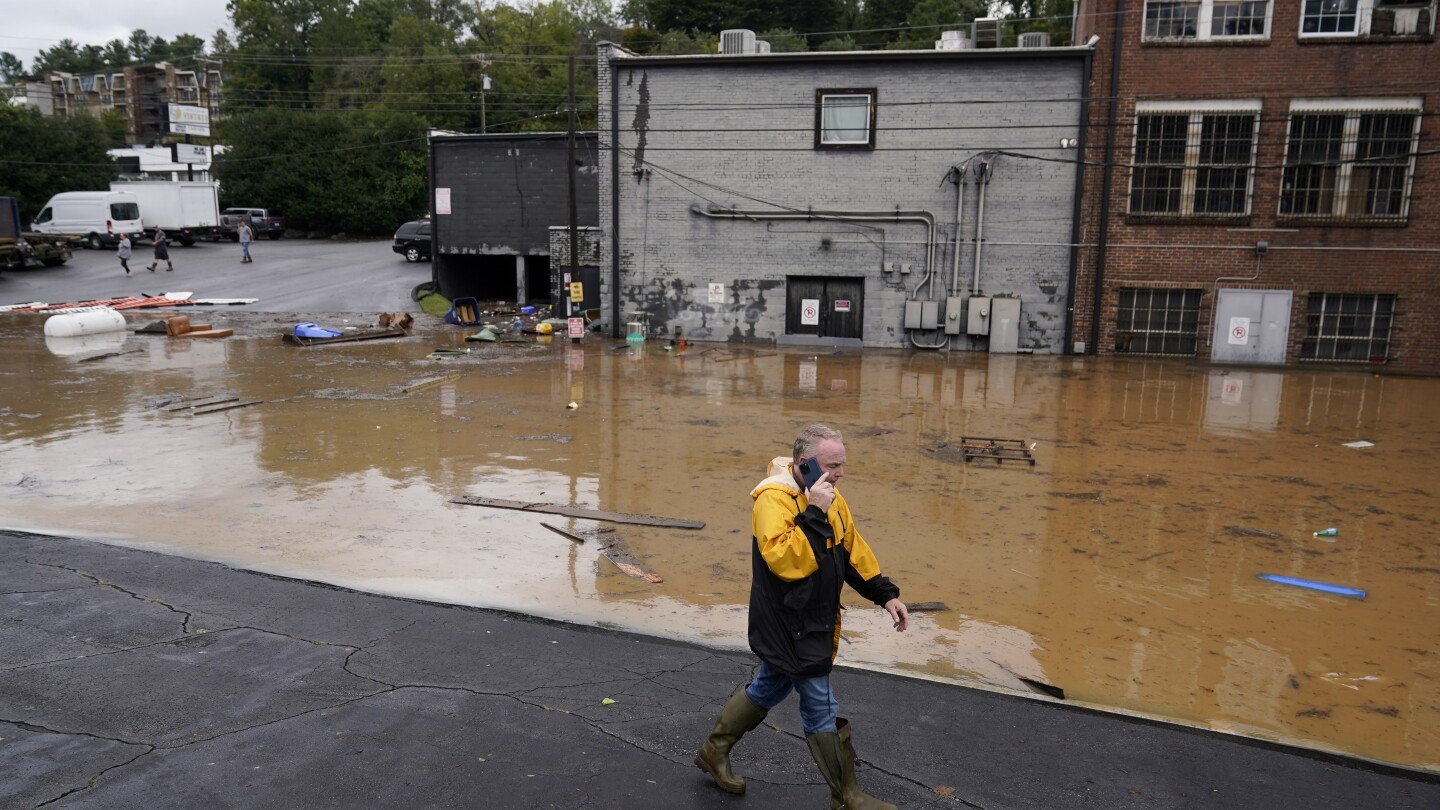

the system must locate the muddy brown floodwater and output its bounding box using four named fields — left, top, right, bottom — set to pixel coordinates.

left=2, top=312, right=1437, bottom=770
